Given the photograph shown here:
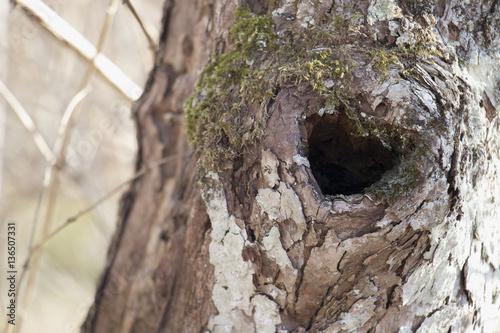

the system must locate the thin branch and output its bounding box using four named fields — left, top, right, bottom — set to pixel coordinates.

left=0, top=79, right=55, bottom=164
left=11, top=152, right=192, bottom=333
left=125, top=0, right=157, bottom=59
left=25, top=86, right=90, bottom=259
left=13, top=0, right=143, bottom=101
left=52, top=87, right=92, bottom=168
left=14, top=86, right=92, bottom=333
left=15, top=1, right=122, bottom=332
left=27, top=152, right=192, bottom=255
